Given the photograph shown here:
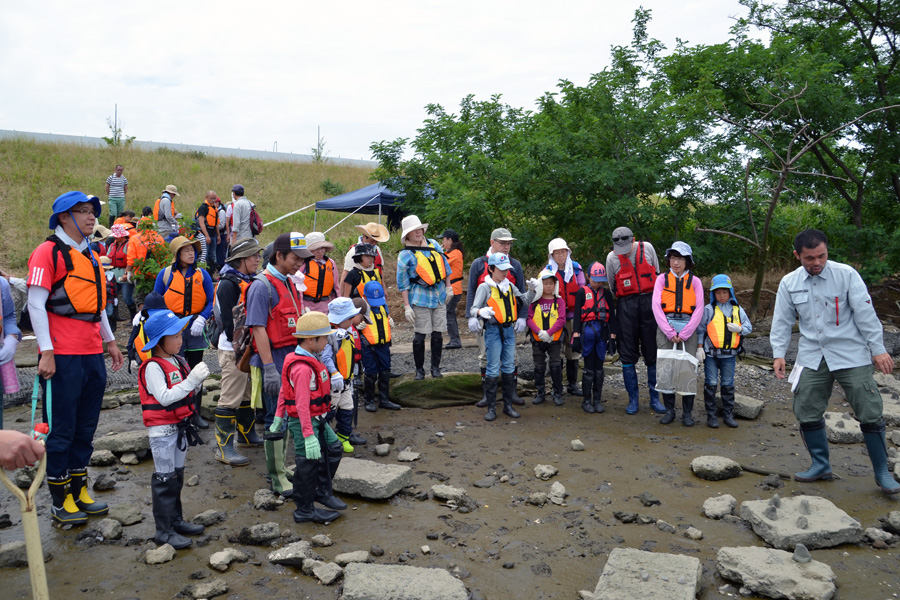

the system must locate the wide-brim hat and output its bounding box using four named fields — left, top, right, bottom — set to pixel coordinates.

left=353, top=242, right=378, bottom=260
left=612, top=226, right=634, bottom=253
left=328, top=297, right=363, bottom=325
left=363, top=281, right=387, bottom=307
left=110, top=224, right=130, bottom=238
left=163, top=184, right=180, bottom=196
left=709, top=273, right=737, bottom=304
left=169, top=236, right=202, bottom=258
left=548, top=238, right=570, bottom=254
left=292, top=311, right=337, bottom=338
left=228, top=238, right=262, bottom=263
left=306, top=231, right=334, bottom=252
left=93, top=223, right=112, bottom=240
left=141, top=311, right=191, bottom=352
left=99, top=256, right=113, bottom=269
left=401, top=215, right=428, bottom=242
left=352, top=298, right=372, bottom=324
left=355, top=222, right=390, bottom=243
left=665, top=241, right=694, bottom=261
left=49, top=191, right=101, bottom=230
